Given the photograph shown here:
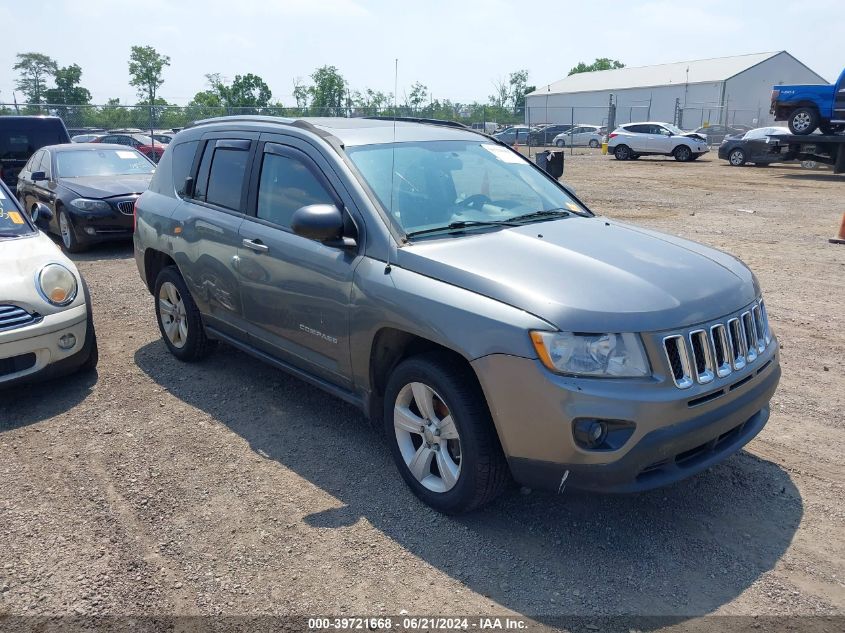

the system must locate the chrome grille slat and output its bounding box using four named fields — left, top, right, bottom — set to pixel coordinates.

left=663, top=301, right=771, bottom=389
left=689, top=329, right=715, bottom=384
